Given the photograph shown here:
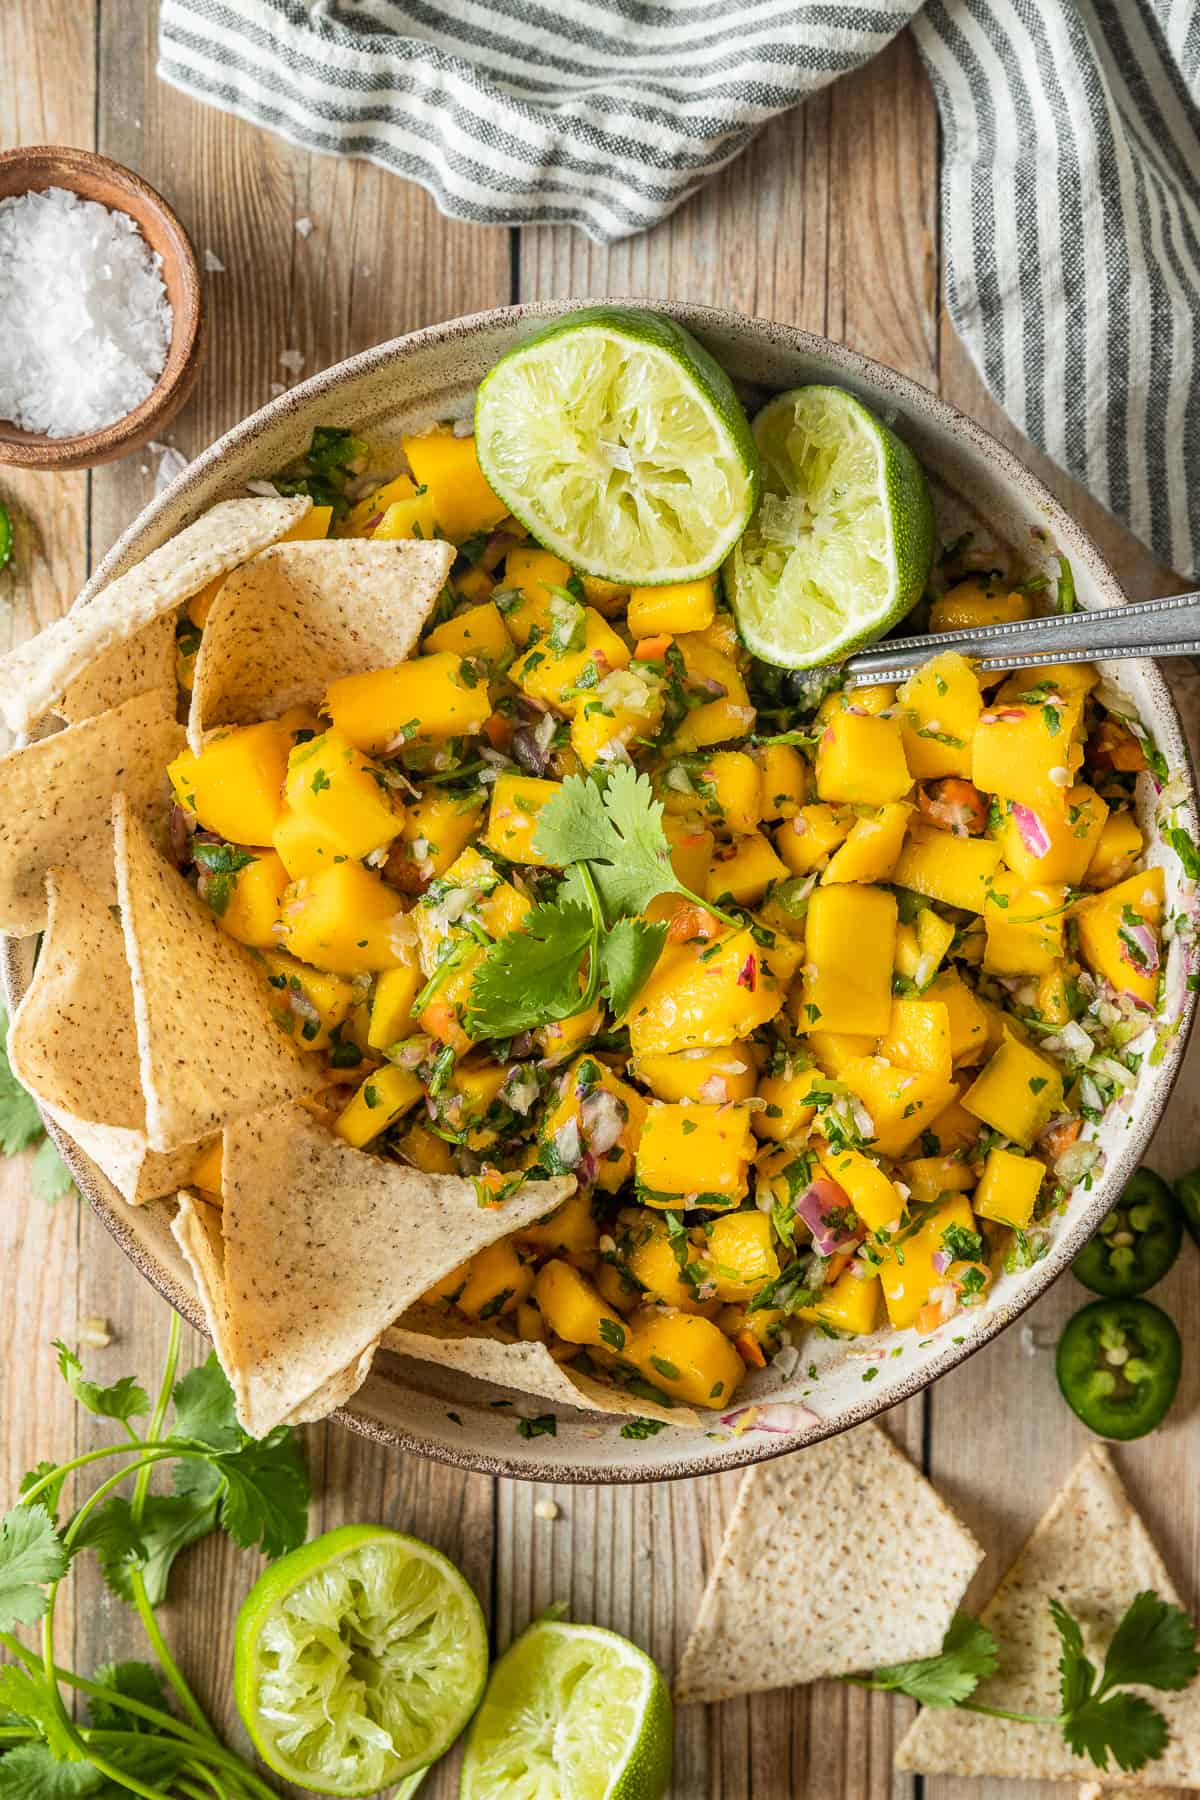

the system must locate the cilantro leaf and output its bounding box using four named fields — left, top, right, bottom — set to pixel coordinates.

left=85, top=1661, right=169, bottom=1732
left=1049, top=1596, right=1097, bottom=1717
left=0, top=1747, right=106, bottom=1798
left=534, top=768, right=684, bottom=921
left=599, top=917, right=667, bottom=1018
left=867, top=1613, right=999, bottom=1707
left=1099, top=1589, right=1200, bottom=1693
left=467, top=900, right=594, bottom=1038
left=18, top=1463, right=65, bottom=1523
left=30, top=1138, right=74, bottom=1205
left=1062, top=1690, right=1169, bottom=1773
left=54, top=1342, right=149, bottom=1425
left=197, top=1430, right=310, bottom=1561
left=0, top=1505, right=68, bottom=1630
left=1165, top=824, right=1200, bottom=883
left=0, top=1010, right=43, bottom=1157
left=170, top=1354, right=242, bottom=1451
left=0, top=1666, right=79, bottom=1760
